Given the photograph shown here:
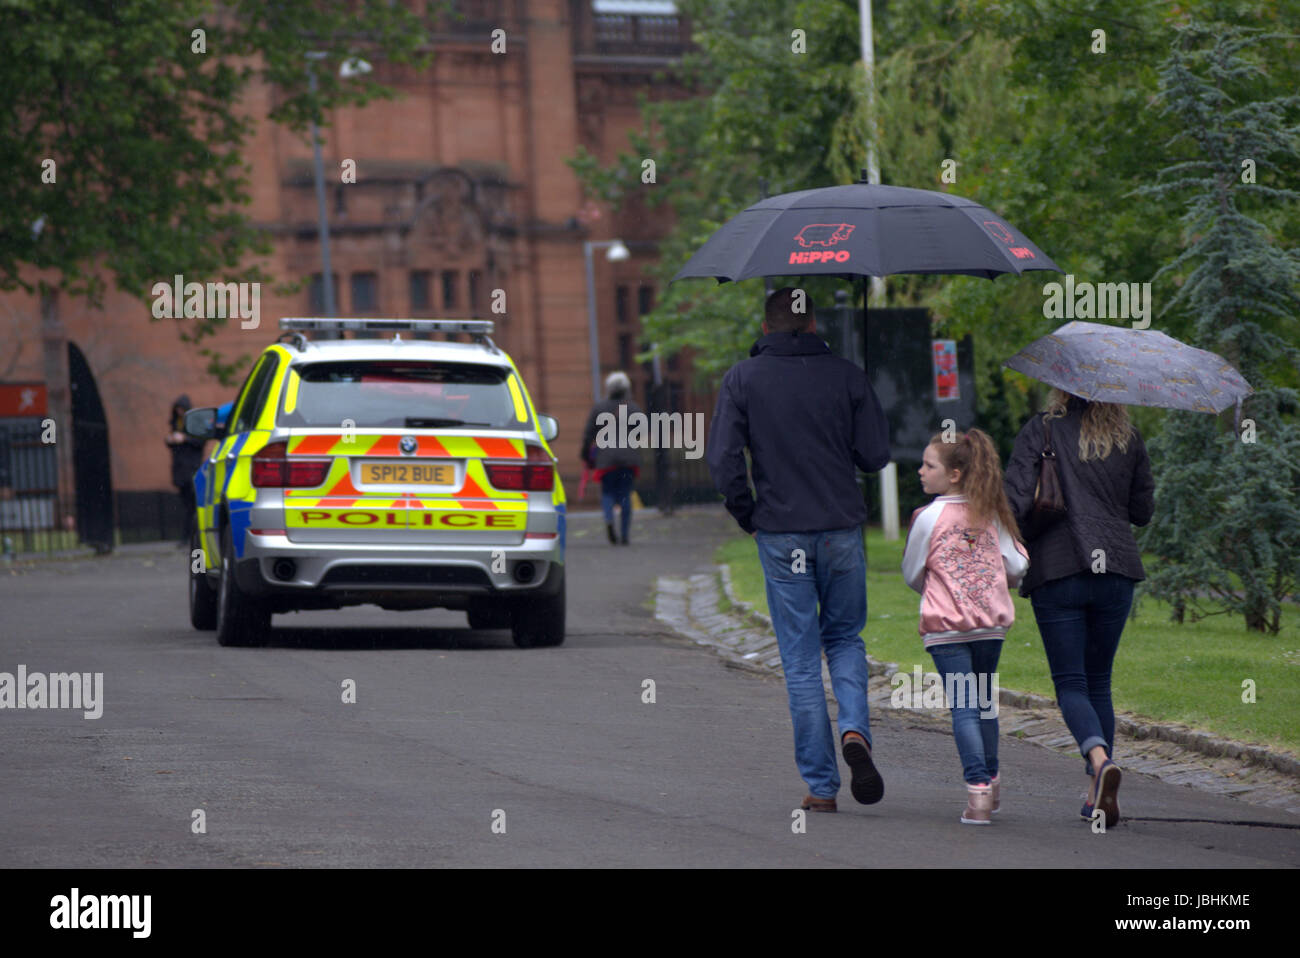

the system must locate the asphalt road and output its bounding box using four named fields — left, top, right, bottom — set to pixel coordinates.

left=0, top=506, right=1295, bottom=868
